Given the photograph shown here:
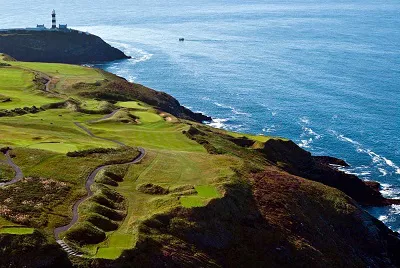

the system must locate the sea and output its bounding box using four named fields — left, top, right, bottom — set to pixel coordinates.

left=1, top=0, right=399, bottom=231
